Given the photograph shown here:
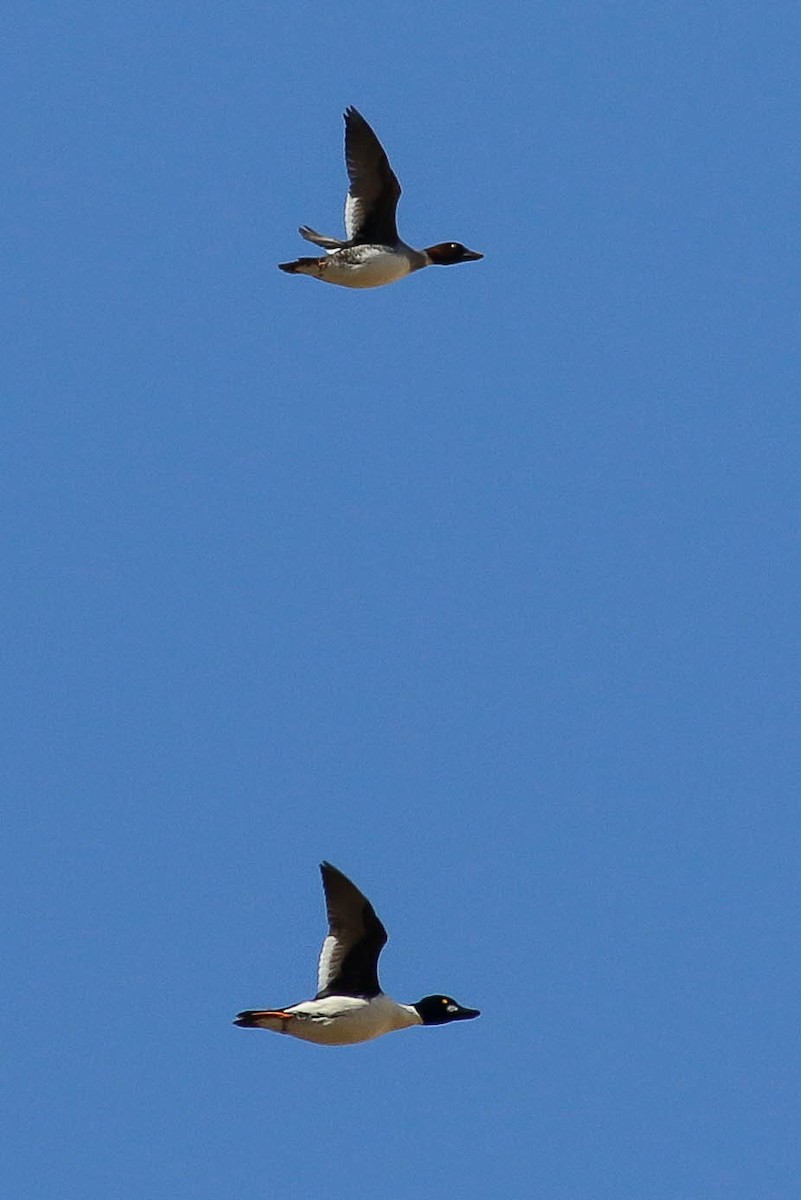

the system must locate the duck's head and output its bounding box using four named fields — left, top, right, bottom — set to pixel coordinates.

left=424, top=242, right=484, bottom=266
left=414, top=994, right=481, bottom=1025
